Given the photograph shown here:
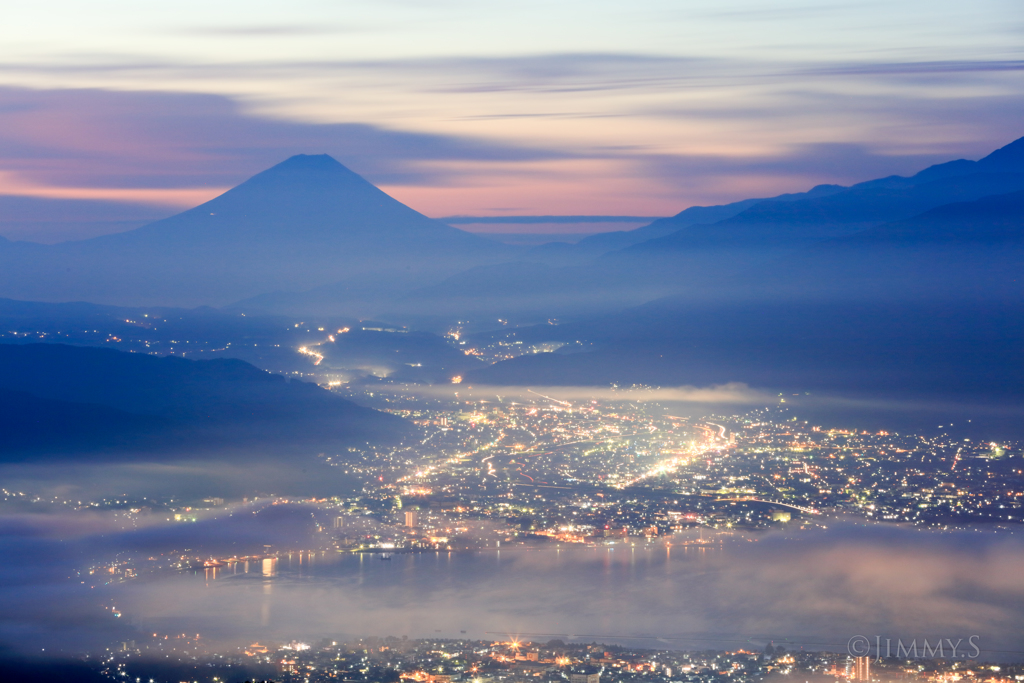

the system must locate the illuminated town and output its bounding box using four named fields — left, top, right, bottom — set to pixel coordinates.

left=319, top=387, right=1023, bottom=550
left=6, top=387, right=1019, bottom=576
left=2, top=350, right=1021, bottom=682
left=92, top=634, right=1023, bottom=683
